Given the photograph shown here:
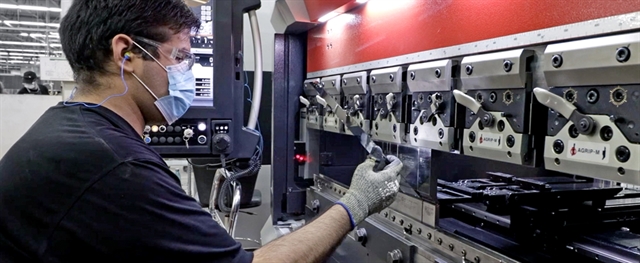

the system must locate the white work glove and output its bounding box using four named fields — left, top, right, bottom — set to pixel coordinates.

left=336, top=155, right=403, bottom=229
